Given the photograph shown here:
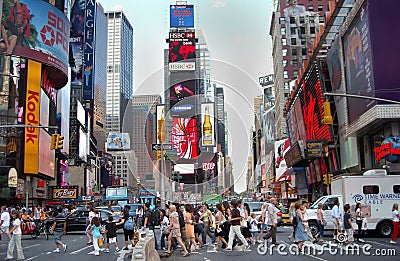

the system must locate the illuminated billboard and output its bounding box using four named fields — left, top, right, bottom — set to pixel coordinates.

left=343, top=0, right=375, bottom=124
left=169, top=80, right=196, bottom=117
left=38, top=129, right=55, bottom=178
left=156, top=105, right=166, bottom=144
left=1, top=0, right=69, bottom=88
left=82, top=0, right=96, bottom=100
left=169, top=31, right=195, bottom=63
left=275, top=139, right=290, bottom=181
left=107, top=133, right=131, bottom=151
left=171, top=118, right=199, bottom=160
left=201, top=103, right=215, bottom=146
left=170, top=5, right=194, bottom=28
